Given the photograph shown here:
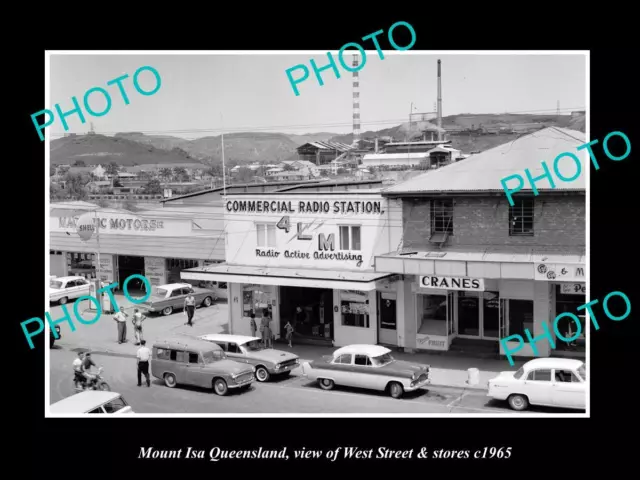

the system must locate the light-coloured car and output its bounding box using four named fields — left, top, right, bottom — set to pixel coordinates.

left=151, top=337, right=255, bottom=396
left=487, top=358, right=587, bottom=411
left=200, top=334, right=299, bottom=382
left=49, top=276, right=91, bottom=305
left=301, top=344, right=430, bottom=399
left=50, top=391, right=134, bottom=414
left=139, top=283, right=217, bottom=316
